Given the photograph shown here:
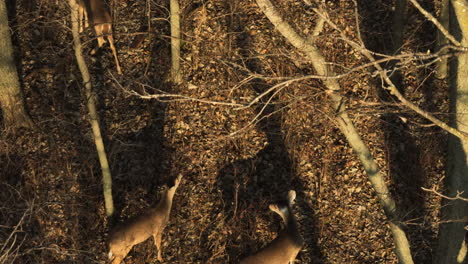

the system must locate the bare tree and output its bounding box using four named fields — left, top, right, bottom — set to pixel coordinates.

left=0, top=0, right=32, bottom=129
